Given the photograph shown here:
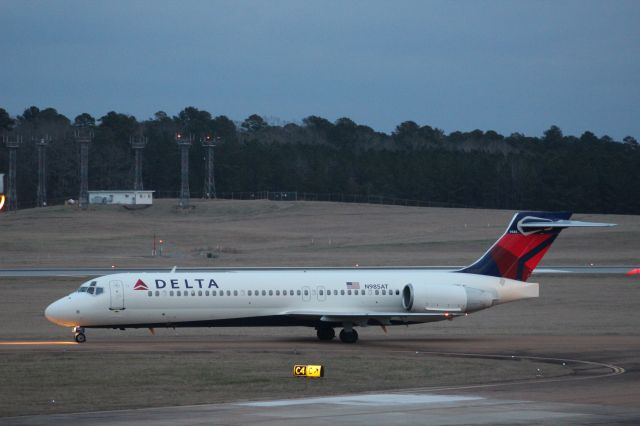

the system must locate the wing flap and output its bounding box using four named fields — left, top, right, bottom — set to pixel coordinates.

left=284, top=310, right=464, bottom=323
